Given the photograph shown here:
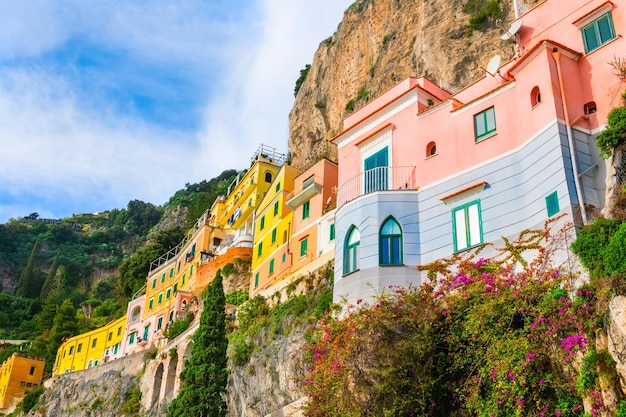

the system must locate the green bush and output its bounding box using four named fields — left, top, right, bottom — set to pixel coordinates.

left=345, top=99, right=355, bottom=113
left=571, top=217, right=621, bottom=279
left=221, top=263, right=236, bottom=277
left=119, top=386, right=142, bottom=415
left=164, top=313, right=194, bottom=340
left=225, top=290, right=249, bottom=306
left=464, top=0, right=503, bottom=32
left=294, top=64, right=311, bottom=97
left=19, top=385, right=44, bottom=413
left=596, top=106, right=626, bottom=158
